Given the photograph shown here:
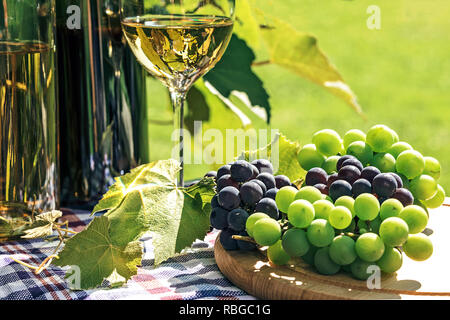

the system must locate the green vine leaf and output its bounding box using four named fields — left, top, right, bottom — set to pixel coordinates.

left=55, top=159, right=216, bottom=289
left=54, top=216, right=143, bottom=290
left=204, top=35, right=271, bottom=122
left=176, top=177, right=216, bottom=252
left=239, top=133, right=306, bottom=182
left=258, top=16, right=362, bottom=114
